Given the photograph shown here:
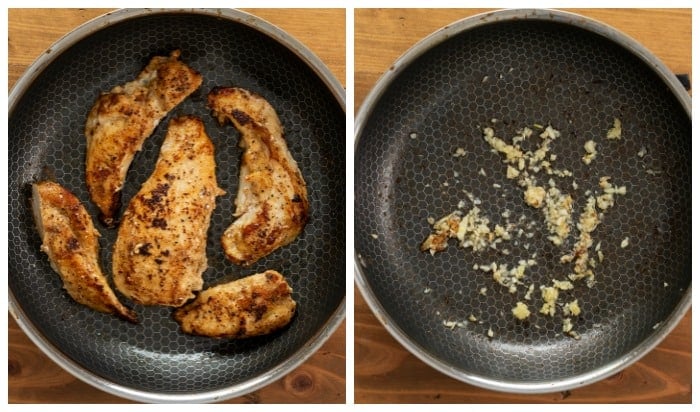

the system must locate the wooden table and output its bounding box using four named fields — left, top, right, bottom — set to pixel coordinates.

left=8, top=8, right=346, bottom=404
left=354, top=8, right=691, bottom=403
